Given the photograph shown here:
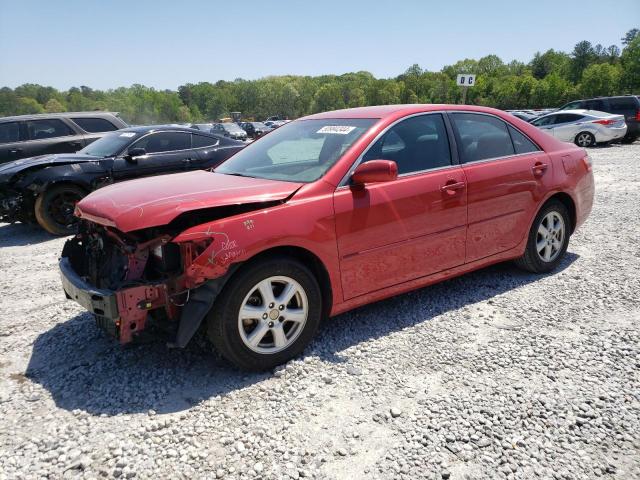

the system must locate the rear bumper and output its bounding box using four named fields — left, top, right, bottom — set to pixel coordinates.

left=595, top=126, right=627, bottom=142
left=59, top=257, right=171, bottom=343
